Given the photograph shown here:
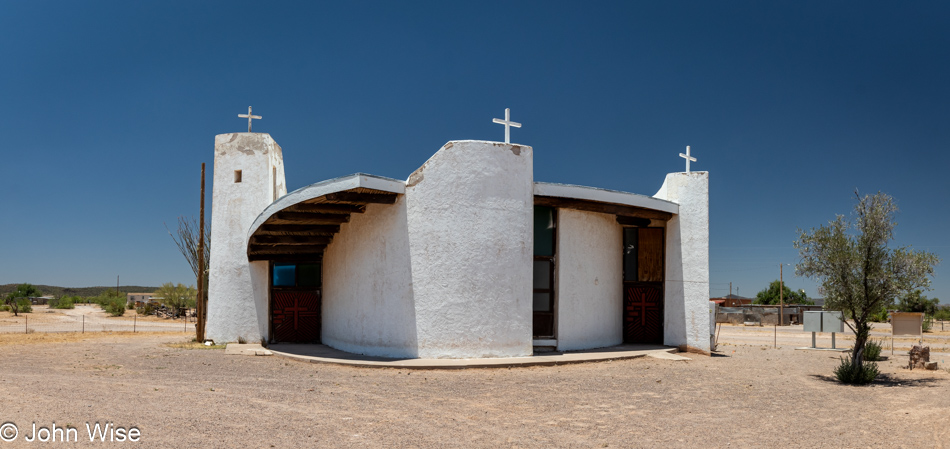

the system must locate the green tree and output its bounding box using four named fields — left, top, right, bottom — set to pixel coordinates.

left=93, top=290, right=127, bottom=316
left=795, top=192, right=939, bottom=383
left=155, top=283, right=196, bottom=316
left=753, top=280, right=812, bottom=305
left=4, top=283, right=41, bottom=316
left=896, top=289, right=939, bottom=316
